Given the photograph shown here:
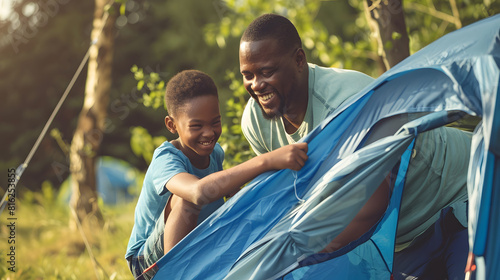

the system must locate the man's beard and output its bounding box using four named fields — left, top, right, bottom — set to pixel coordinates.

left=259, top=98, right=285, bottom=120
